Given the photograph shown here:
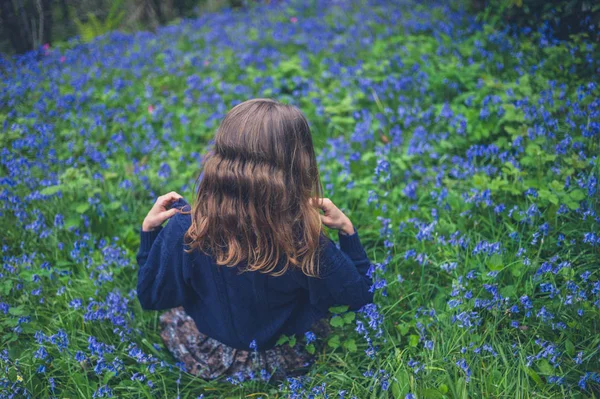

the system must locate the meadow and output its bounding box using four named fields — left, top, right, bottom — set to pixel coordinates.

left=1, top=0, right=599, bottom=397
